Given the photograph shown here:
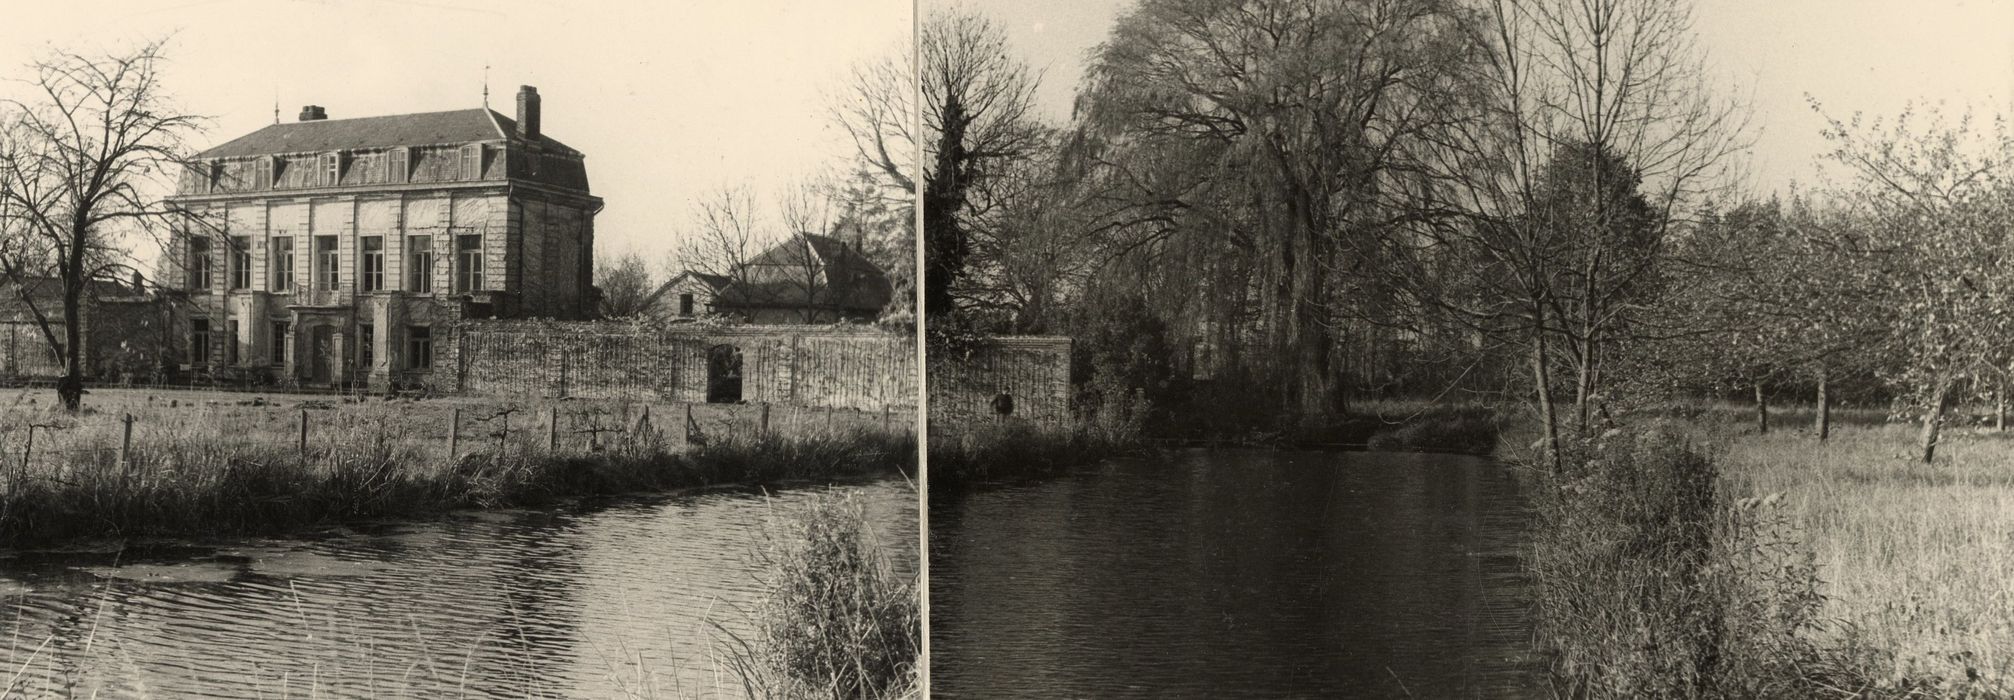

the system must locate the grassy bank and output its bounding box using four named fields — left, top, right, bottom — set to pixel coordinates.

left=1517, top=426, right=1839, bottom=697
left=1515, top=409, right=2014, bottom=697
left=929, top=399, right=1502, bottom=489
left=926, top=423, right=1142, bottom=489
left=0, top=397, right=915, bottom=548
